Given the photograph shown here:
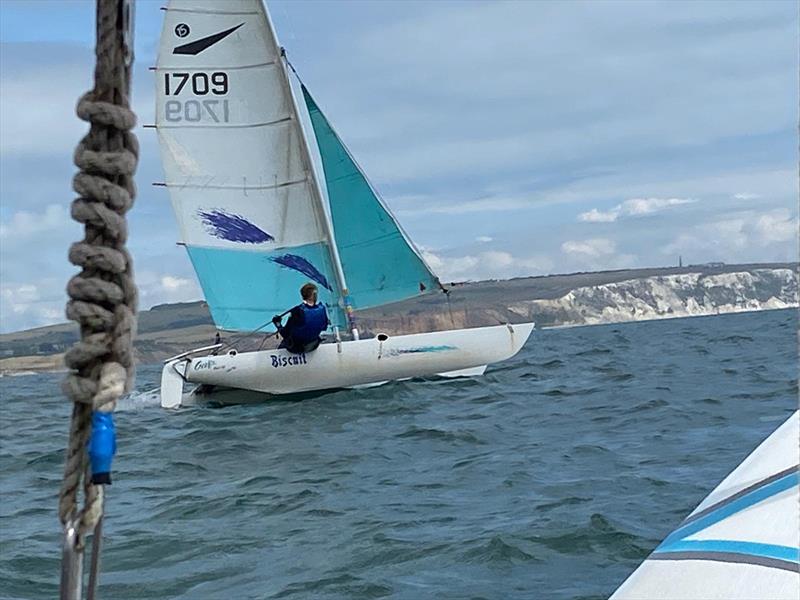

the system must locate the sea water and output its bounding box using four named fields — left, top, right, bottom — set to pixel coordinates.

left=1, top=309, right=796, bottom=599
